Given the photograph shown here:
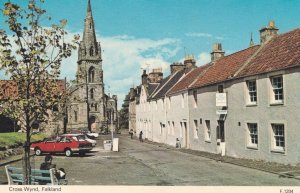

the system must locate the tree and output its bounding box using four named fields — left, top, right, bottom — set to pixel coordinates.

left=0, top=0, right=78, bottom=184
left=119, top=93, right=130, bottom=129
